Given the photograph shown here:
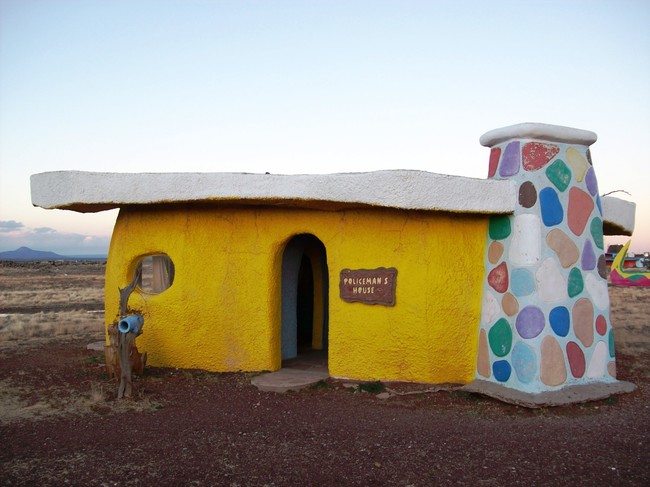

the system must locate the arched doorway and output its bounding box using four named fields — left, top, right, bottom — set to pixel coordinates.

left=281, top=234, right=328, bottom=361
